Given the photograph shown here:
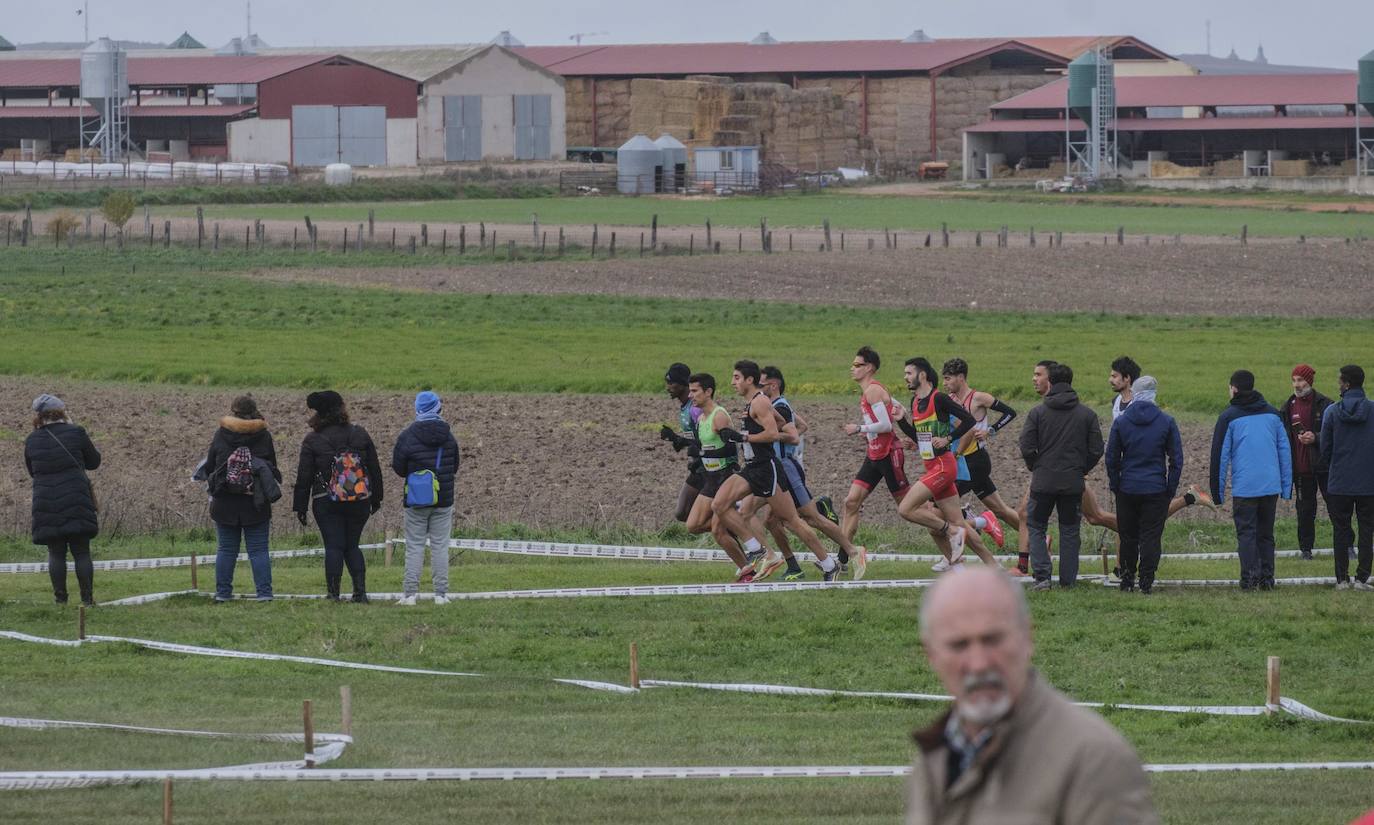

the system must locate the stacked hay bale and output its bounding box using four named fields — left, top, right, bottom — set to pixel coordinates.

left=1150, top=160, right=1208, bottom=178
left=565, top=78, right=596, bottom=146
left=1212, top=158, right=1245, bottom=177
left=629, top=78, right=702, bottom=141
left=861, top=76, right=930, bottom=168
left=592, top=79, right=633, bottom=146
left=934, top=61, right=1052, bottom=160
left=1271, top=159, right=1314, bottom=177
